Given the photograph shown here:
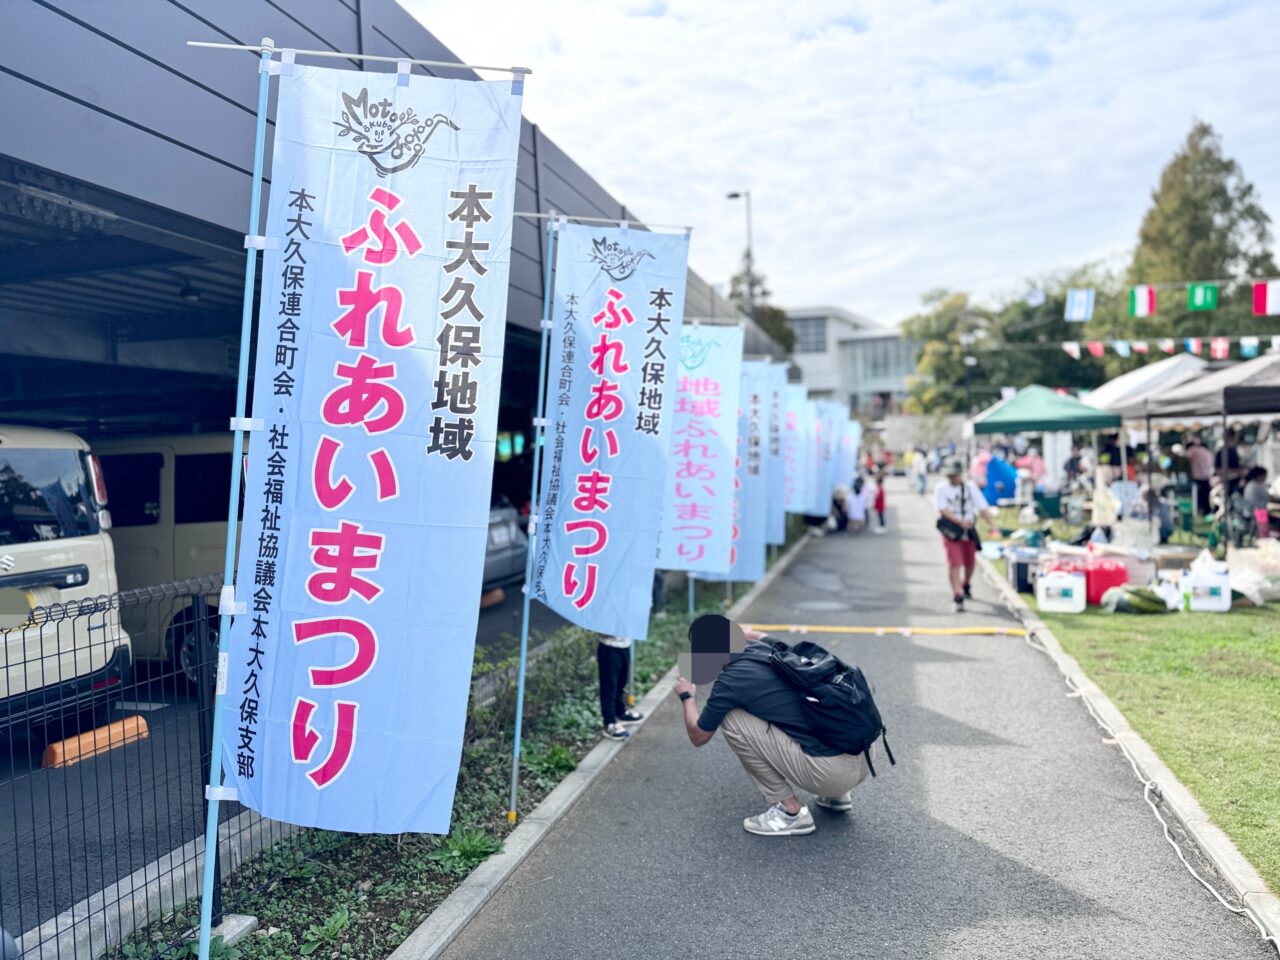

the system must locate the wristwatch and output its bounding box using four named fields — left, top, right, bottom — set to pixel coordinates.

left=678, top=691, right=693, bottom=702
